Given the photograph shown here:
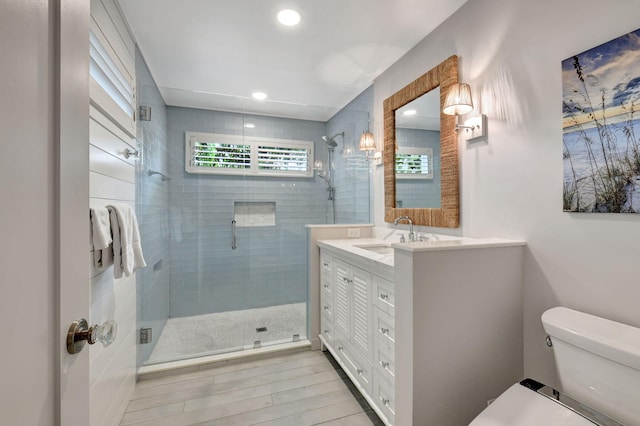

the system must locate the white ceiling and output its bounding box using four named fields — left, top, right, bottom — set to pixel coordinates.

left=118, top=0, right=467, bottom=122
